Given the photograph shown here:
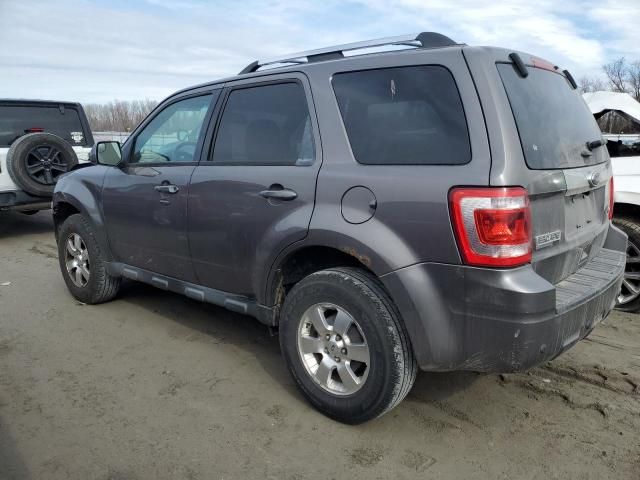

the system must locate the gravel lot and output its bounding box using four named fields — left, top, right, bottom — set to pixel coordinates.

left=1, top=211, right=639, bottom=480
